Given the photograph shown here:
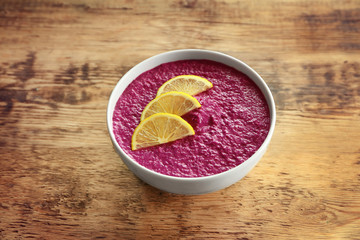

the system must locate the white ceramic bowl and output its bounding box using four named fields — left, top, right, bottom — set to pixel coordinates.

left=107, top=49, right=276, bottom=195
